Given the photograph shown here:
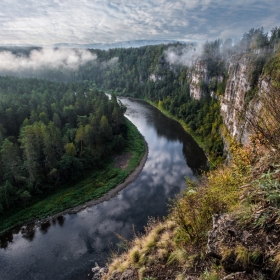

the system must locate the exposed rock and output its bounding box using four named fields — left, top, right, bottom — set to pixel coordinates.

left=206, top=212, right=280, bottom=278
left=206, top=214, right=237, bottom=259
left=107, top=270, right=120, bottom=280
left=120, top=269, right=135, bottom=279
left=104, top=268, right=138, bottom=280
left=190, top=60, right=209, bottom=100
left=220, top=54, right=270, bottom=145
left=221, top=272, right=247, bottom=280
left=92, top=263, right=108, bottom=280
left=220, top=55, right=252, bottom=144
